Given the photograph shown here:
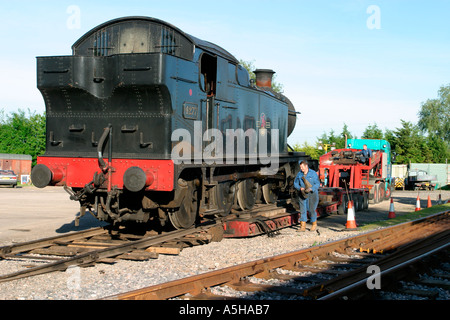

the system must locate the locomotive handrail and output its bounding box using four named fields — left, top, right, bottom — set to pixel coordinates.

left=98, top=124, right=112, bottom=172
